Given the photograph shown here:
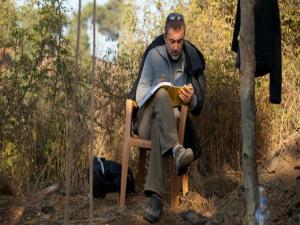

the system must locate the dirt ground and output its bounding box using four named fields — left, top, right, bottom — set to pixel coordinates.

left=0, top=134, right=299, bottom=225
